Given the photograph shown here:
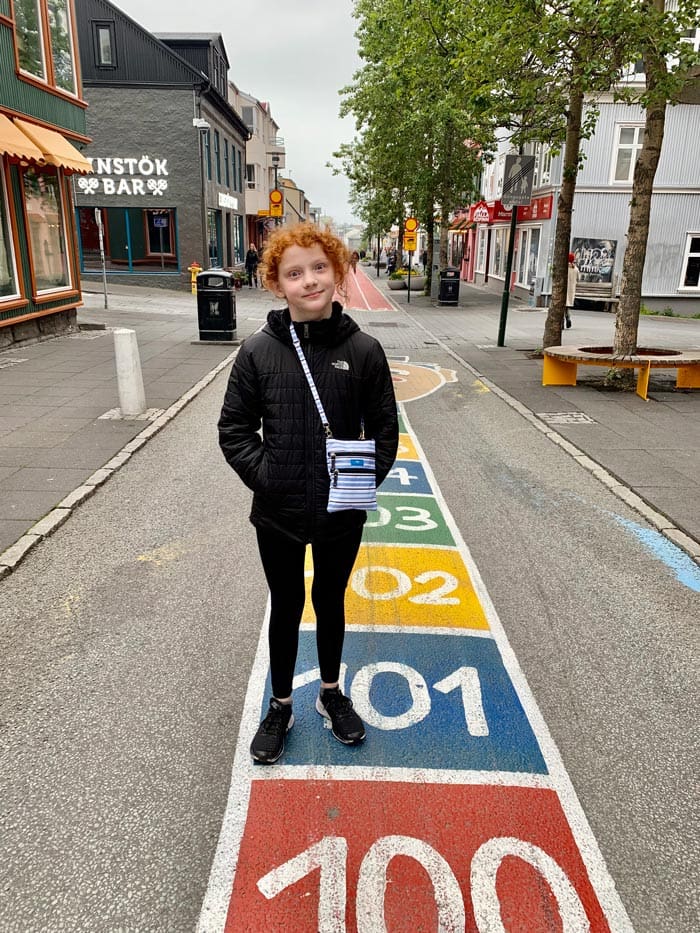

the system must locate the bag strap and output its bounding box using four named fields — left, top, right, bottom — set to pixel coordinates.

left=289, top=322, right=333, bottom=438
